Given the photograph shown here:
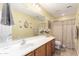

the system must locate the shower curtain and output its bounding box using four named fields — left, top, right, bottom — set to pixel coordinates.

left=52, top=19, right=76, bottom=48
